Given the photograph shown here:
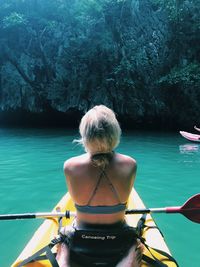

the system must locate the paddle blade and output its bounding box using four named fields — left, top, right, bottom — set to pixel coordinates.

left=181, top=194, right=200, bottom=223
